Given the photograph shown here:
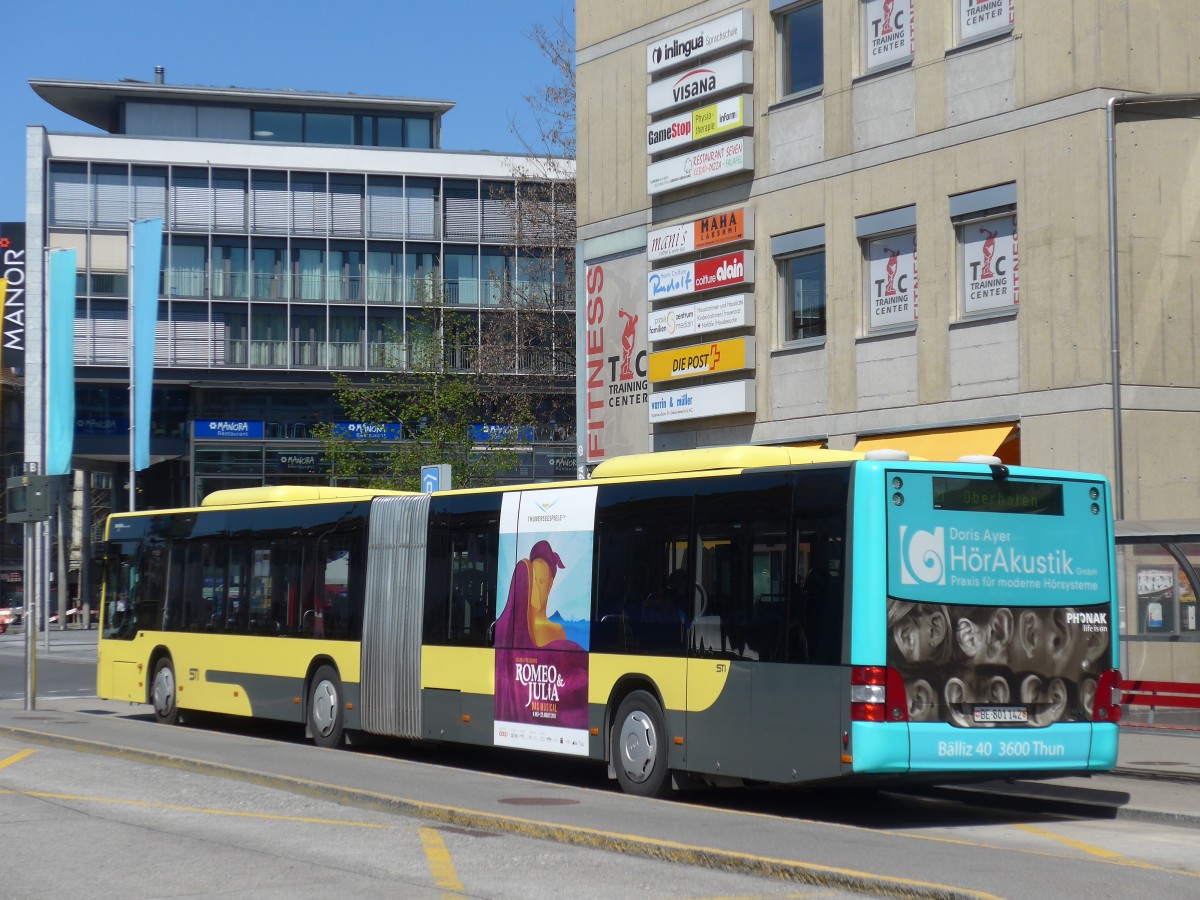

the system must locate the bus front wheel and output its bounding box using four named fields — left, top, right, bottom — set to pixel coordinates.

left=308, top=665, right=345, bottom=749
left=151, top=657, right=180, bottom=726
left=611, top=690, right=671, bottom=797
